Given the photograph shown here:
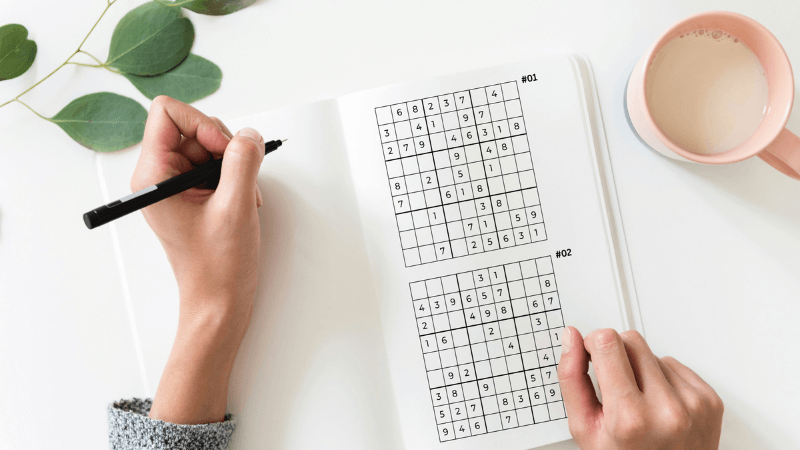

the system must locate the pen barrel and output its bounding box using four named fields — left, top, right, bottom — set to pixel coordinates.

left=83, top=139, right=283, bottom=229
left=83, top=160, right=222, bottom=229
